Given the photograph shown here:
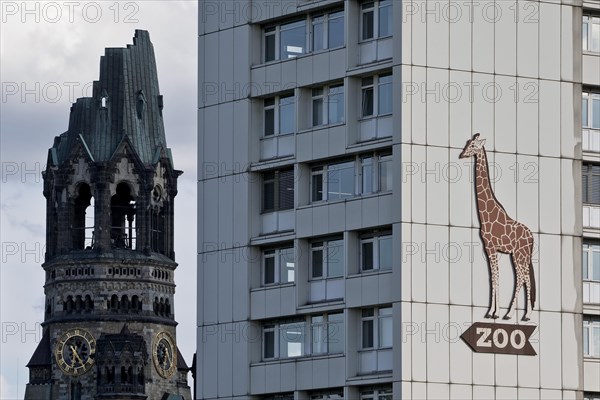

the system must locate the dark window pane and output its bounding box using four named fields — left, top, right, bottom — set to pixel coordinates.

left=265, top=33, right=276, bottom=62
left=362, top=87, right=374, bottom=117
left=263, top=180, right=275, bottom=211
left=362, top=319, right=374, bottom=348
left=362, top=9, right=374, bottom=40
left=265, top=108, right=275, bottom=136
left=278, top=169, right=294, bottom=210
left=362, top=241, right=374, bottom=270
left=264, top=256, right=275, bottom=284
left=312, top=173, right=323, bottom=201
left=312, top=249, right=323, bottom=278
left=264, top=330, right=275, bottom=358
